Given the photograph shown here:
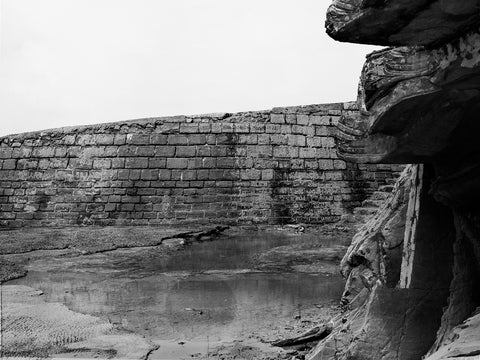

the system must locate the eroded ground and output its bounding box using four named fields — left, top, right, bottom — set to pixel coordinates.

left=0, top=224, right=353, bottom=359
